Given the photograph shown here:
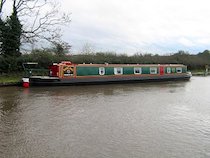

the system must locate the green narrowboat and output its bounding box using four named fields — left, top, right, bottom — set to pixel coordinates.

left=22, top=61, right=192, bottom=87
